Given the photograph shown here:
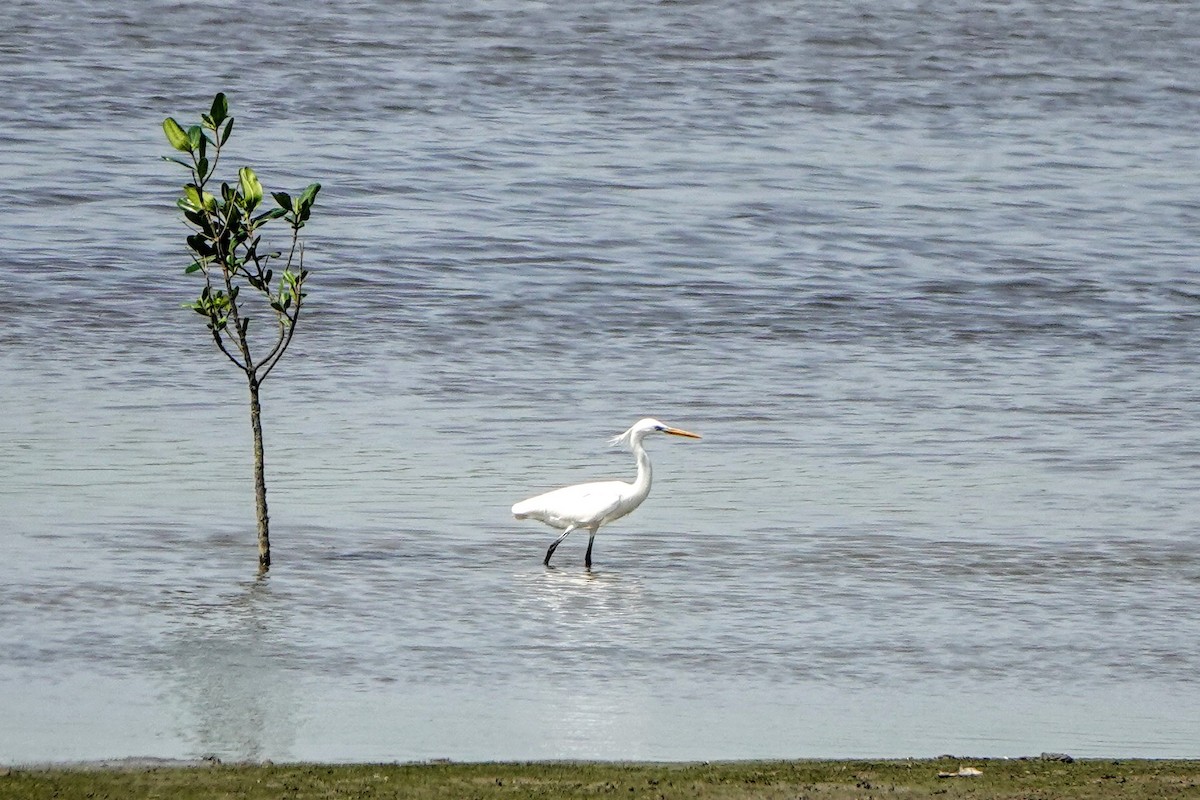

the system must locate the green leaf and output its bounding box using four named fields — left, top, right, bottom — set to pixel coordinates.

left=185, top=262, right=204, bottom=274
left=297, top=182, right=321, bottom=210
left=187, top=125, right=203, bottom=151
left=162, top=155, right=192, bottom=169
left=163, top=117, right=192, bottom=152
left=187, top=233, right=214, bottom=257
left=183, top=184, right=204, bottom=209
left=223, top=202, right=244, bottom=230
left=219, top=117, right=234, bottom=146
left=291, top=182, right=320, bottom=224
left=210, top=93, right=228, bottom=126
left=183, top=209, right=211, bottom=232
left=239, top=166, right=263, bottom=210
left=252, top=208, right=288, bottom=225
left=197, top=157, right=209, bottom=181
left=272, top=191, right=292, bottom=210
